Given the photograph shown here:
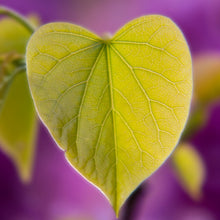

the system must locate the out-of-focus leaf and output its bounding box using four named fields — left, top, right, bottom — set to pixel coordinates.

left=172, top=143, right=206, bottom=200
left=26, top=15, right=192, bottom=215
left=27, top=13, right=41, bottom=28
left=0, top=69, right=37, bottom=182
left=0, top=17, right=30, bottom=54
left=193, top=53, right=220, bottom=105
left=0, top=17, right=37, bottom=182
